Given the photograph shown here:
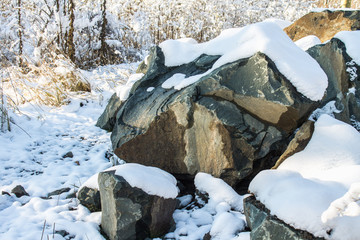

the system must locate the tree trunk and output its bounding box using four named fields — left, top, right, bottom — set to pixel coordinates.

left=17, top=0, right=23, bottom=66
left=99, top=0, right=108, bottom=65
left=341, top=0, right=352, bottom=8
left=55, top=0, right=59, bottom=12
left=67, top=0, right=75, bottom=63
